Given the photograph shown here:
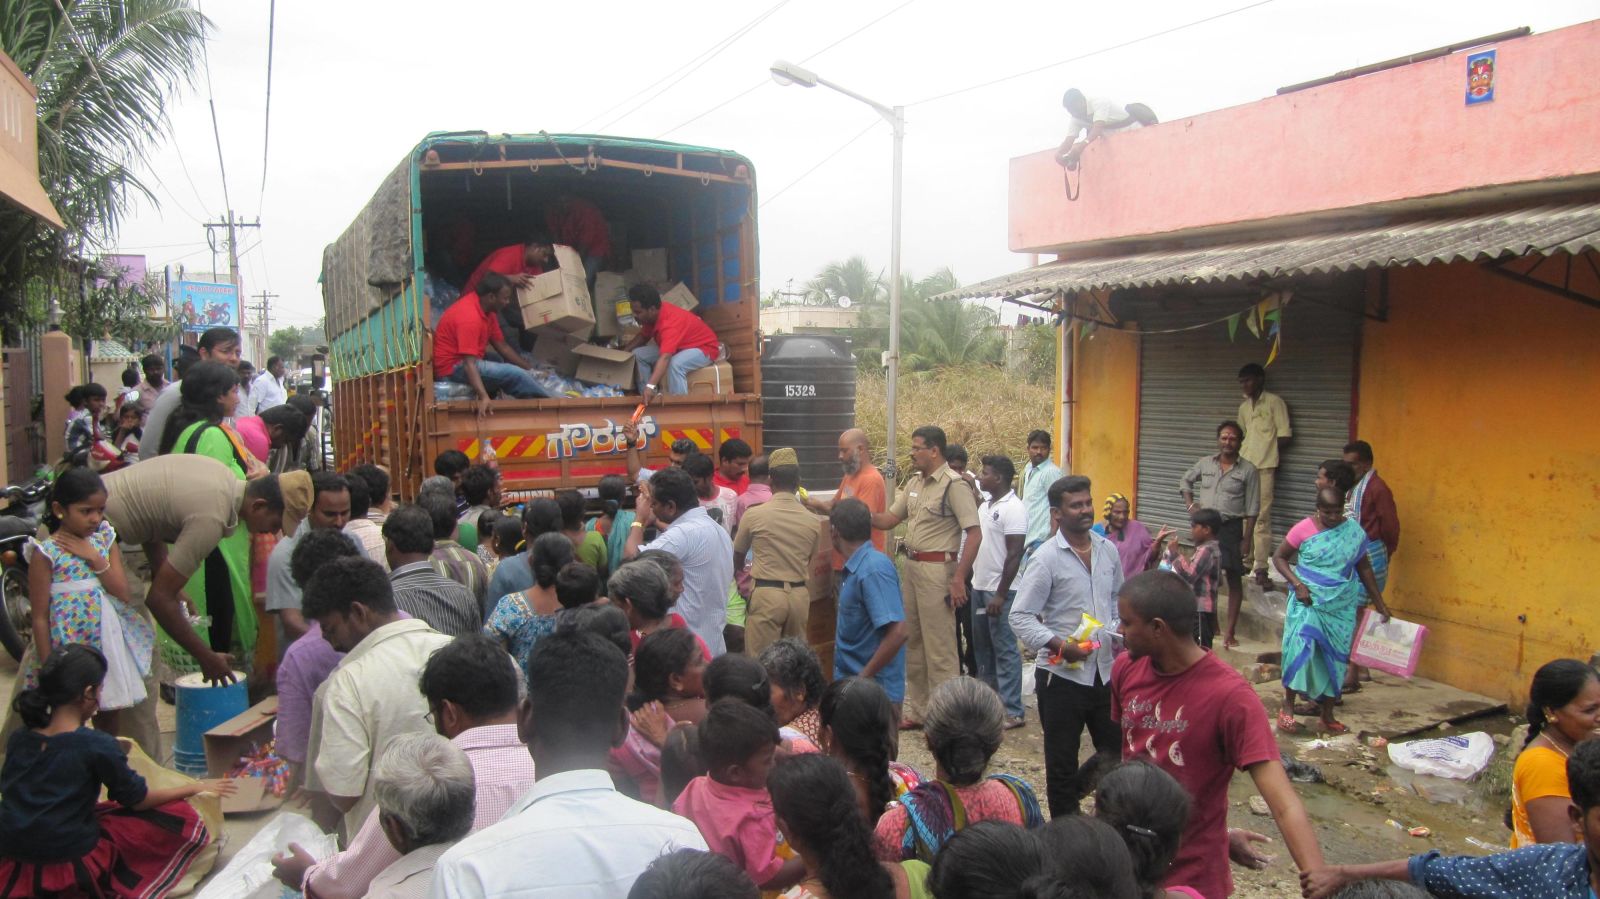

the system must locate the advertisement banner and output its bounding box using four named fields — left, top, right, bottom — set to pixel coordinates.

left=174, top=281, right=240, bottom=332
